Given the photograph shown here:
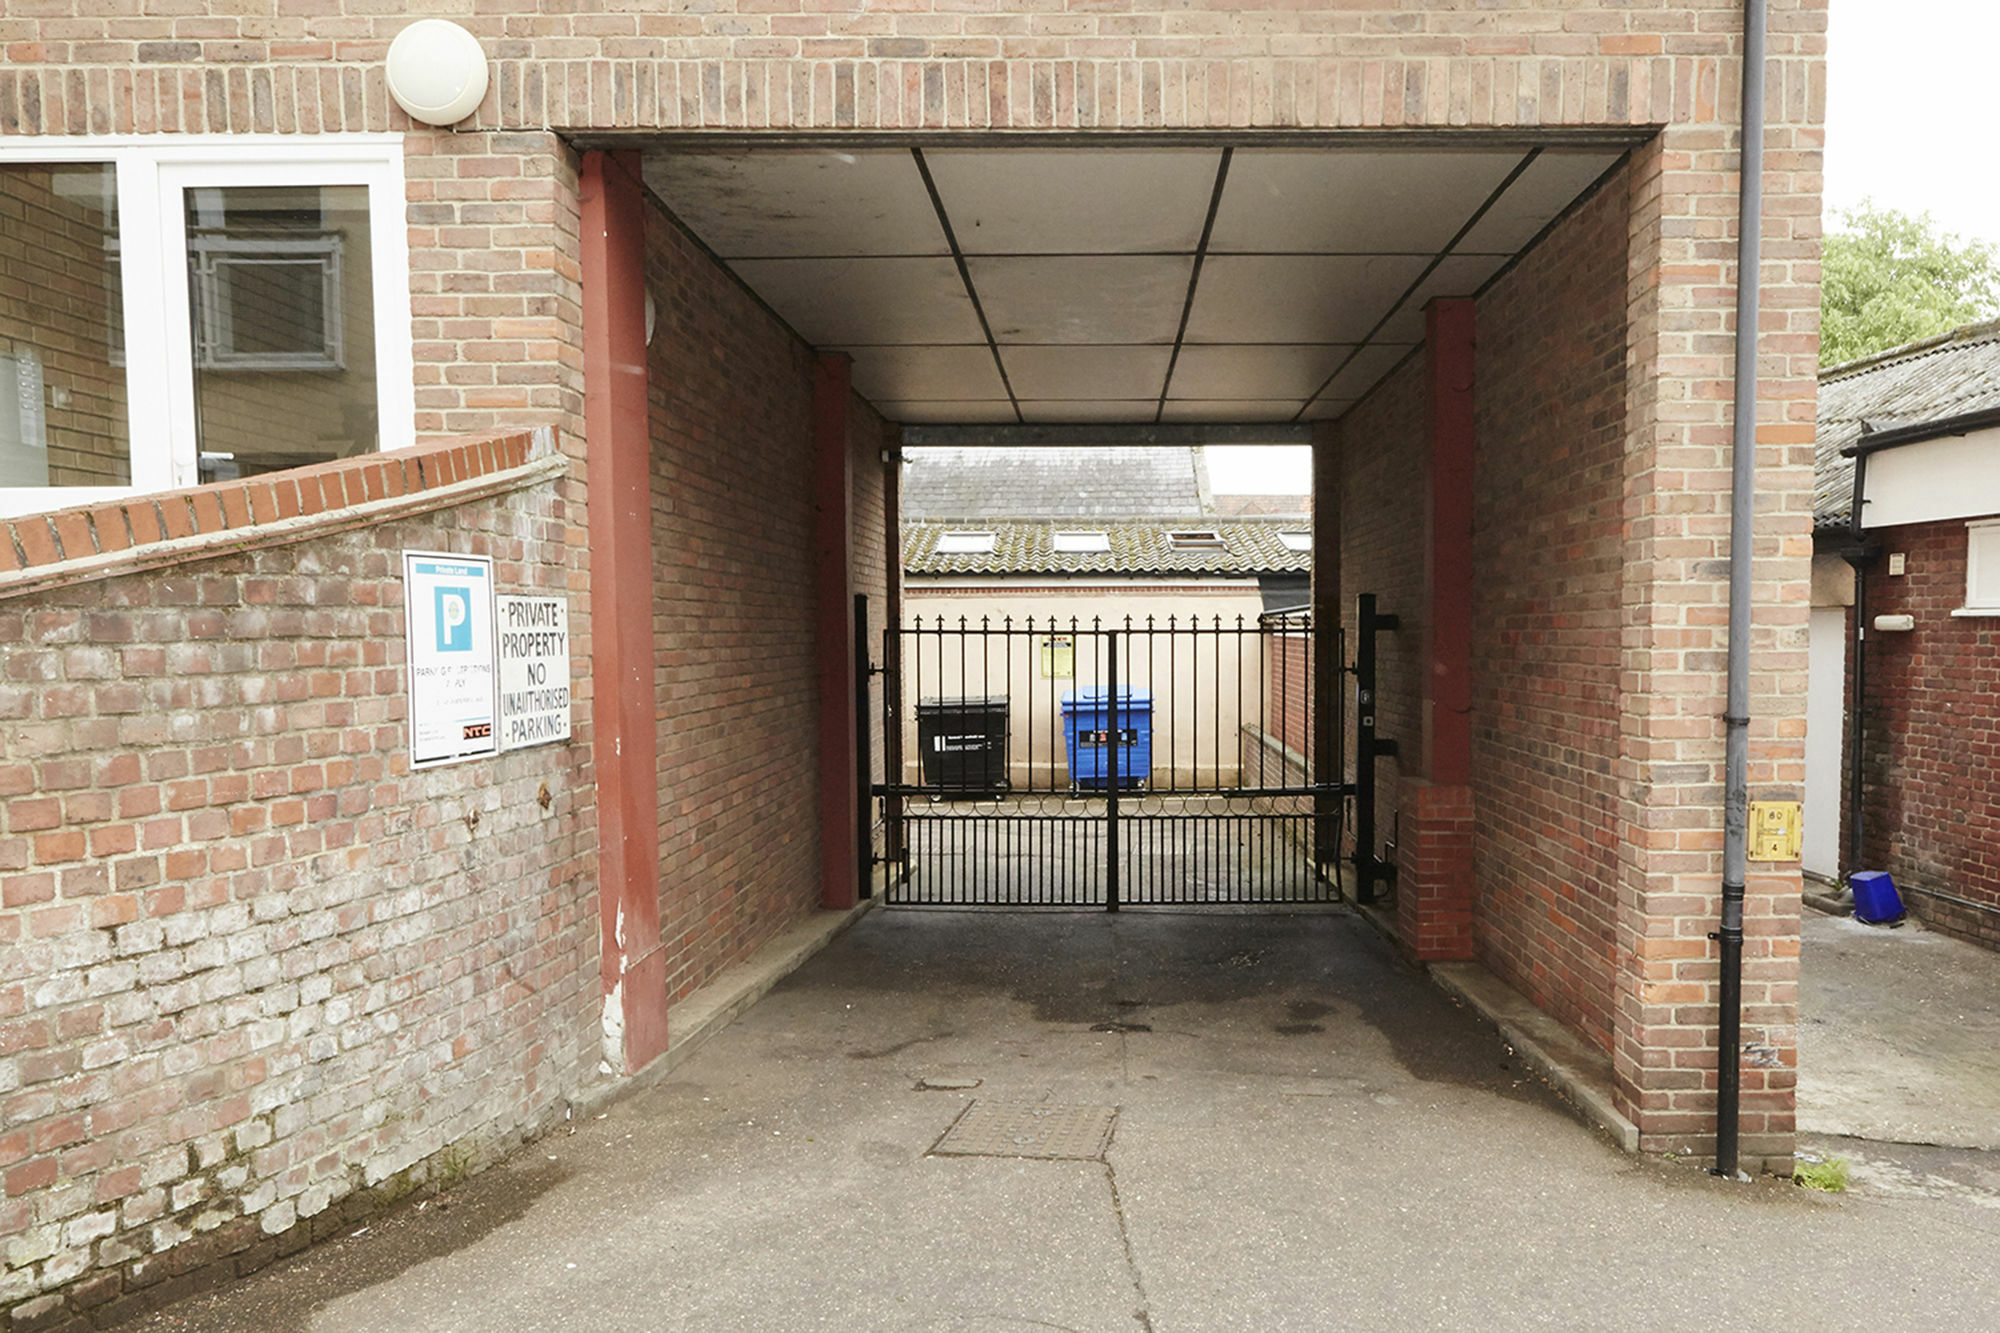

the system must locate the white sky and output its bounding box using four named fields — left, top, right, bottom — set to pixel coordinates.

left=1823, top=0, right=2000, bottom=246
left=1204, top=444, right=1311, bottom=494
